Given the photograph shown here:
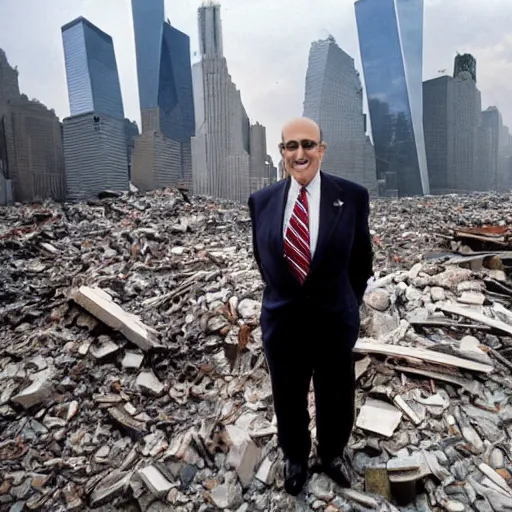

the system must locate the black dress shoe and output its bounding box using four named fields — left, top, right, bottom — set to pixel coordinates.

left=321, top=456, right=351, bottom=488
left=284, top=459, right=308, bottom=496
